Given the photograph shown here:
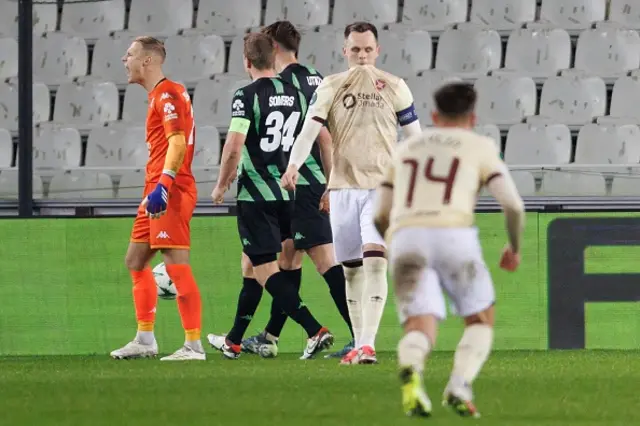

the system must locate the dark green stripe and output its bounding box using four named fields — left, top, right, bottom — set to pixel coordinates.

left=271, top=78, right=284, bottom=94
left=303, top=64, right=318, bottom=75
left=252, top=93, right=260, bottom=135
left=291, top=73, right=301, bottom=90
left=267, top=164, right=291, bottom=201
left=237, top=179, right=265, bottom=202
left=240, top=146, right=277, bottom=201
